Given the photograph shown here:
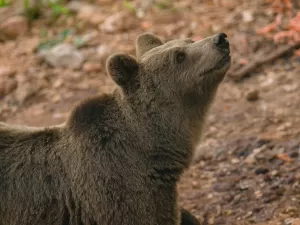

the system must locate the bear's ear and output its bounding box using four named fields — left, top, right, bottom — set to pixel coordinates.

left=106, top=53, right=139, bottom=88
left=136, top=33, right=163, bottom=58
